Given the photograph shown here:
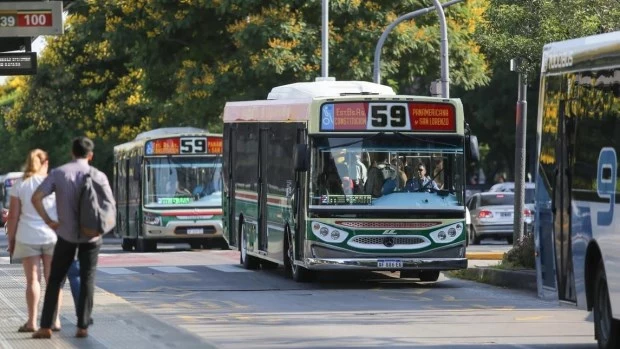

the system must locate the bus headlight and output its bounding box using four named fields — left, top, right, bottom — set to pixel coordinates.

left=144, top=212, right=161, bottom=226
left=430, top=223, right=463, bottom=243
left=310, top=222, right=348, bottom=243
